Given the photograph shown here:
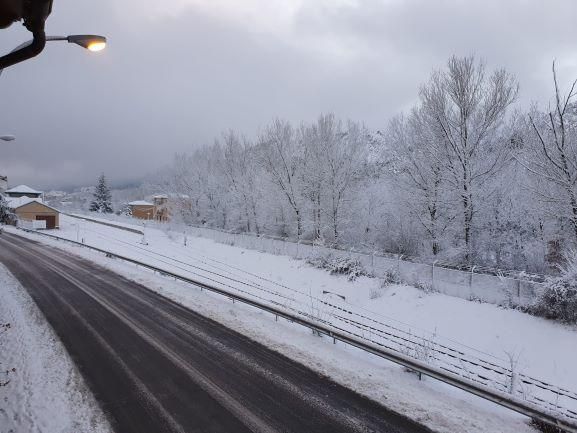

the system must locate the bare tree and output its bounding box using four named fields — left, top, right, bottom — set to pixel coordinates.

left=320, top=117, right=367, bottom=244
left=520, top=63, right=577, bottom=242
left=388, top=110, right=450, bottom=256
left=257, top=119, right=304, bottom=238
left=420, top=55, right=518, bottom=261
left=221, top=130, right=261, bottom=234
left=299, top=120, right=325, bottom=241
